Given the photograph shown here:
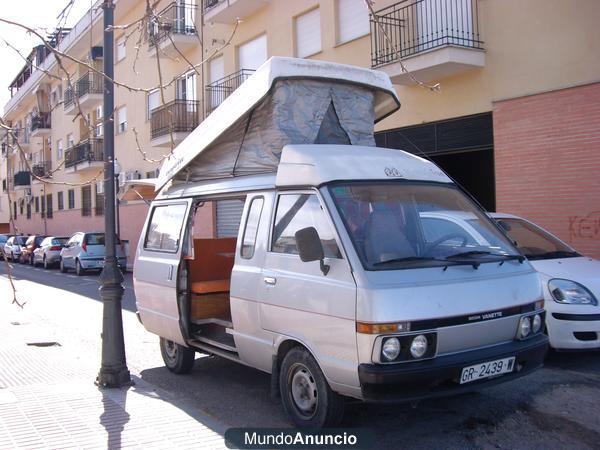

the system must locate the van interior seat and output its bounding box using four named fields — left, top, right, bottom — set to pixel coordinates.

left=188, top=238, right=236, bottom=295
